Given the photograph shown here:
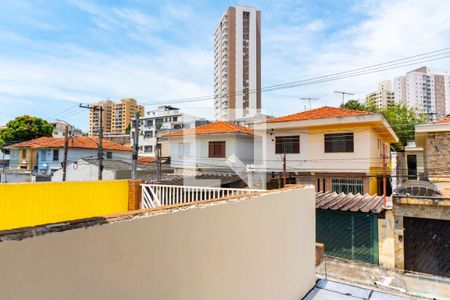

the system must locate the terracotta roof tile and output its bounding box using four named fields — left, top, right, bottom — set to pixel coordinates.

left=434, top=115, right=450, bottom=124
left=7, top=136, right=131, bottom=151
left=162, top=121, right=253, bottom=137
left=267, top=106, right=374, bottom=123
left=316, top=192, right=385, bottom=213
